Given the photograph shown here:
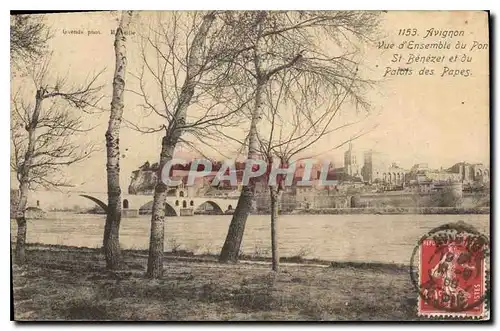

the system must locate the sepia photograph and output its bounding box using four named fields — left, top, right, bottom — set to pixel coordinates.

left=10, top=9, right=490, bottom=321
